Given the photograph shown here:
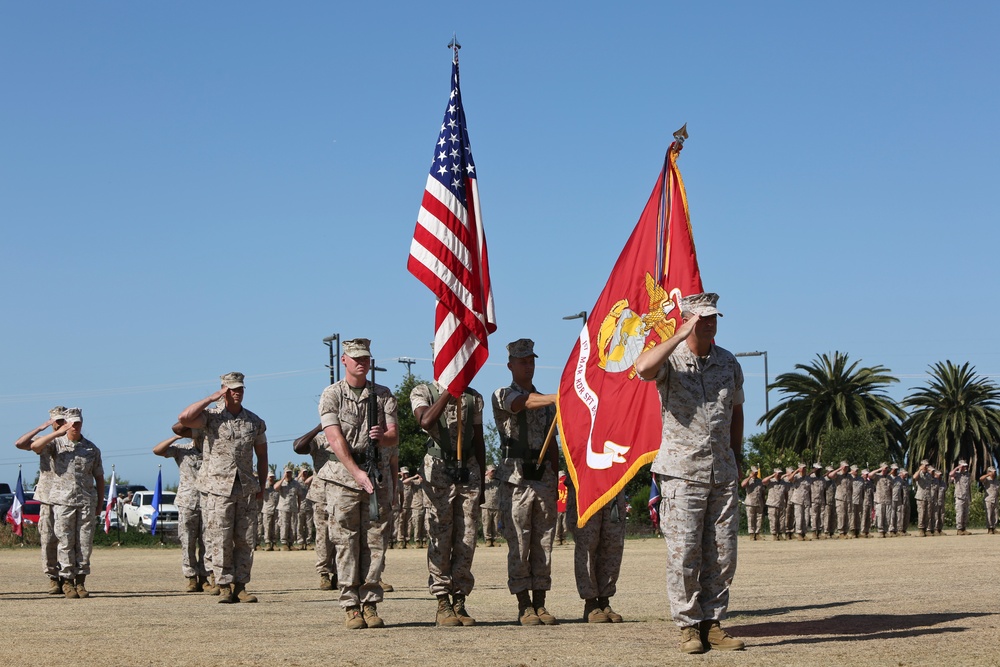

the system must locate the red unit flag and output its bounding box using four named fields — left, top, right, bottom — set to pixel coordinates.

left=558, top=135, right=703, bottom=527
